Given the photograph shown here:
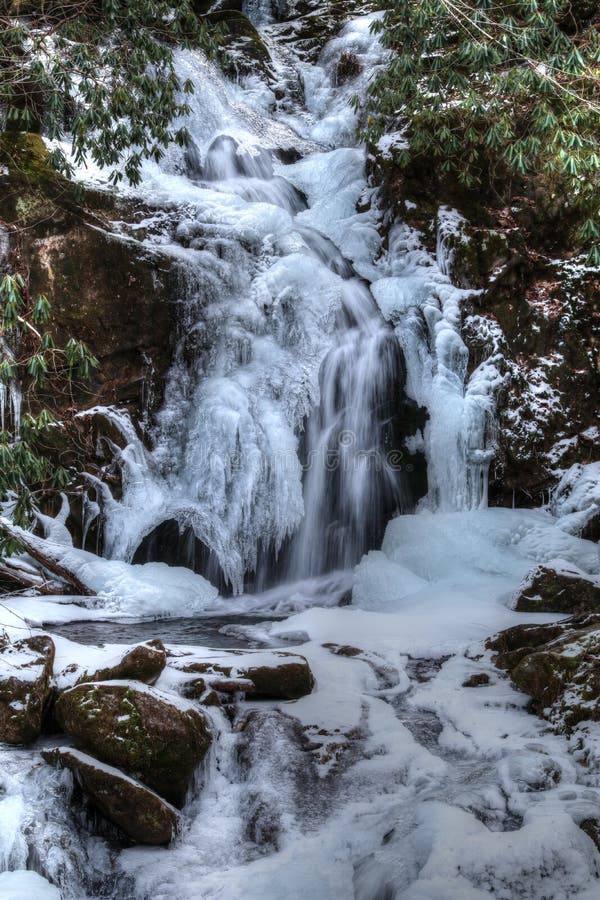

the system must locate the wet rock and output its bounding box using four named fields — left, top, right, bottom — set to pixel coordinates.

left=512, top=561, right=600, bottom=615
left=335, top=51, right=361, bottom=85
left=55, top=681, right=211, bottom=805
left=0, top=133, right=174, bottom=421
left=0, top=635, right=55, bottom=744
left=177, top=649, right=314, bottom=700
left=81, top=641, right=167, bottom=686
left=43, top=747, right=181, bottom=845
left=580, top=818, right=600, bottom=852
left=462, top=673, right=490, bottom=688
